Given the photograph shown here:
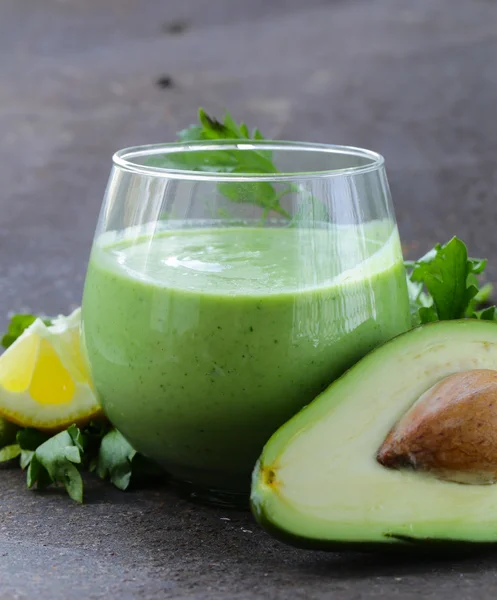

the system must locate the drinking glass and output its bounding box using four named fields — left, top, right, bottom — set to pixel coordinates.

left=81, top=140, right=411, bottom=506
